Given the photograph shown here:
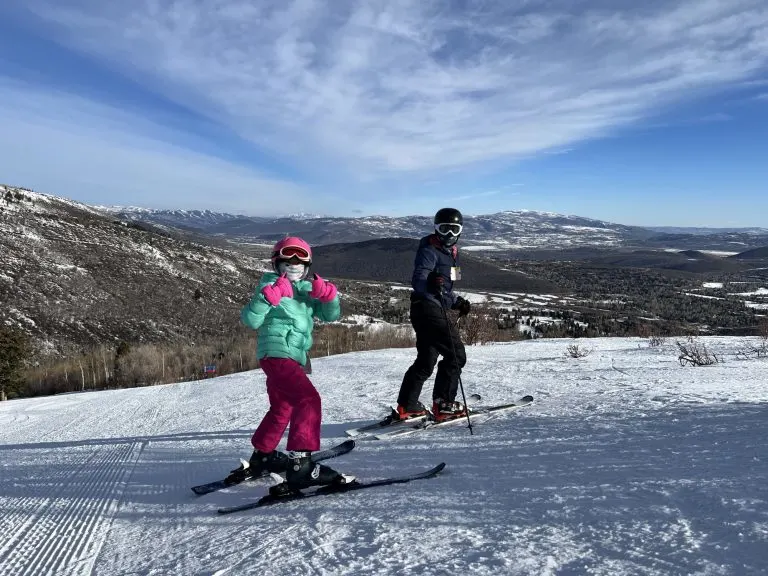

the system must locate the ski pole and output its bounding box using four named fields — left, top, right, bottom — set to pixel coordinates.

left=439, top=298, right=473, bottom=435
